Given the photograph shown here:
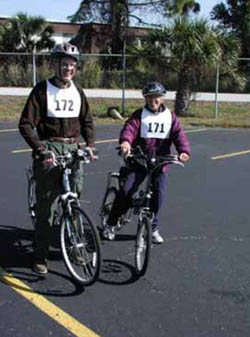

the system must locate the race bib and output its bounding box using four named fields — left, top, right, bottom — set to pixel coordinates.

left=140, top=107, right=172, bottom=139
left=46, top=80, right=81, bottom=118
